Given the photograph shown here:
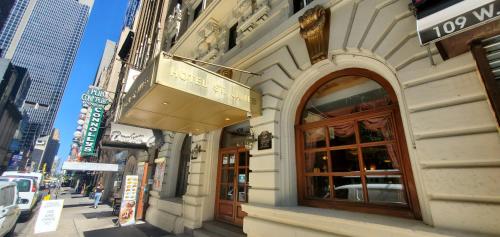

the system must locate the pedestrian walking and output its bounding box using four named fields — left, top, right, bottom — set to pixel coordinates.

left=43, top=190, right=51, bottom=201
left=93, top=182, right=103, bottom=208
